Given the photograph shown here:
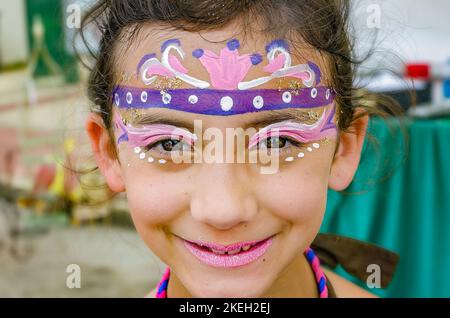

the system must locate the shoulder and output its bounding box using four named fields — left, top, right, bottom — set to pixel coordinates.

left=323, top=268, right=378, bottom=298
left=145, top=288, right=157, bottom=298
